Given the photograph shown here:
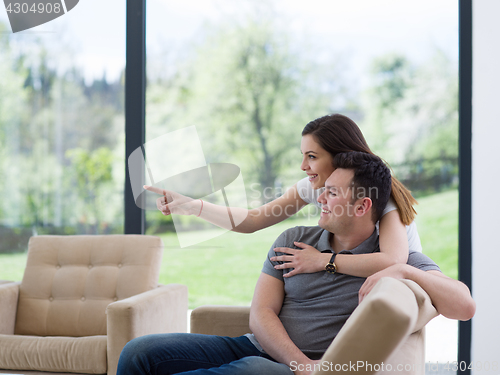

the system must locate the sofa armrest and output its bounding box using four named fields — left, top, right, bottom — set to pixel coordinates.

left=190, top=305, right=251, bottom=337
left=106, top=283, right=188, bottom=375
left=314, top=277, right=420, bottom=375
left=0, top=280, right=16, bottom=285
left=399, top=279, right=438, bottom=332
left=0, top=282, right=20, bottom=334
